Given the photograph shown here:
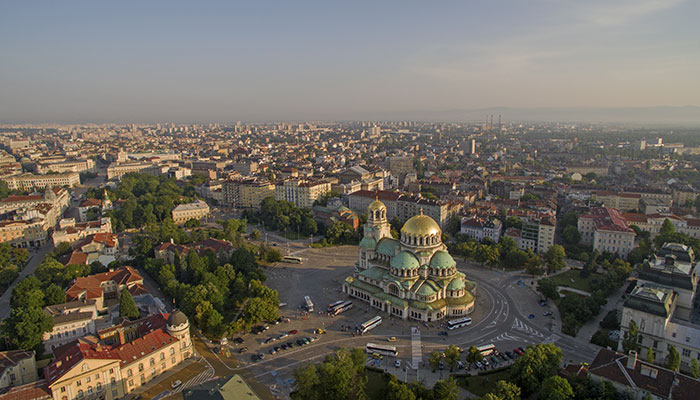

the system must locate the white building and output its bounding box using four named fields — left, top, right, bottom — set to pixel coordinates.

left=460, top=217, right=502, bottom=242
